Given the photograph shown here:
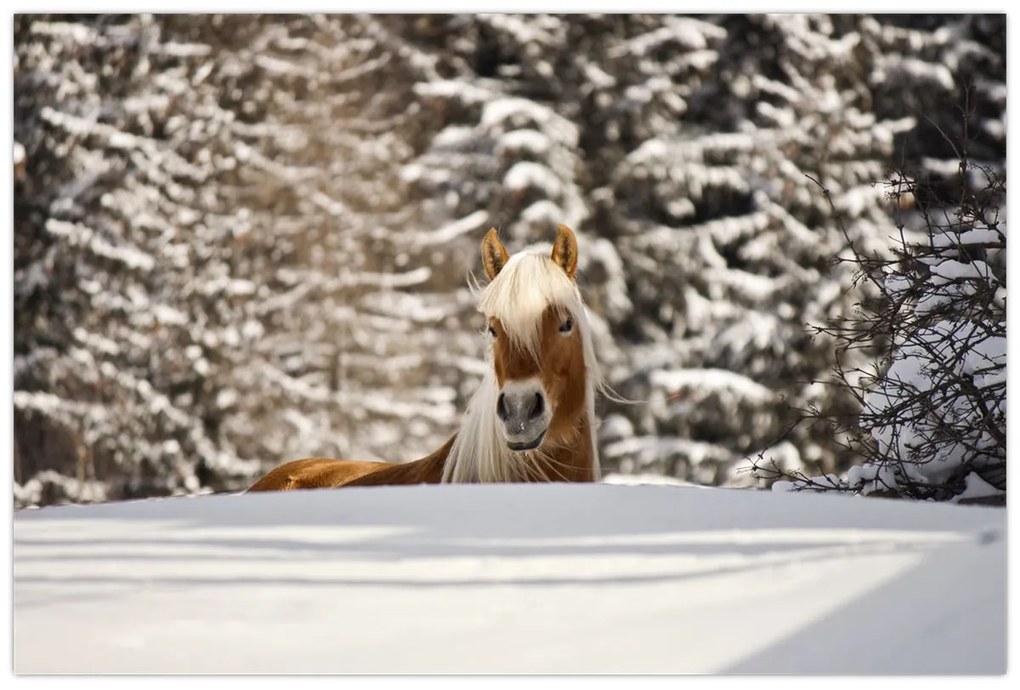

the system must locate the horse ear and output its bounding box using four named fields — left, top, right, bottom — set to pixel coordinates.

left=551, top=224, right=578, bottom=279
left=481, top=228, right=509, bottom=280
